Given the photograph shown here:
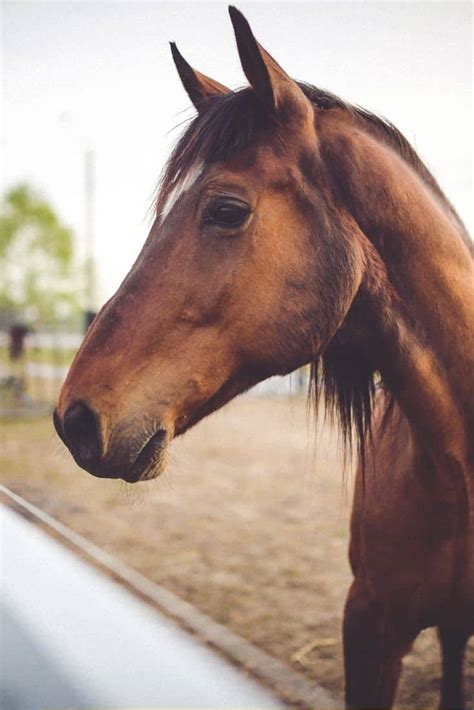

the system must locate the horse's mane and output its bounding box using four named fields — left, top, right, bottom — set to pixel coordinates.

left=161, top=83, right=469, bottom=241
left=159, top=84, right=471, bottom=461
